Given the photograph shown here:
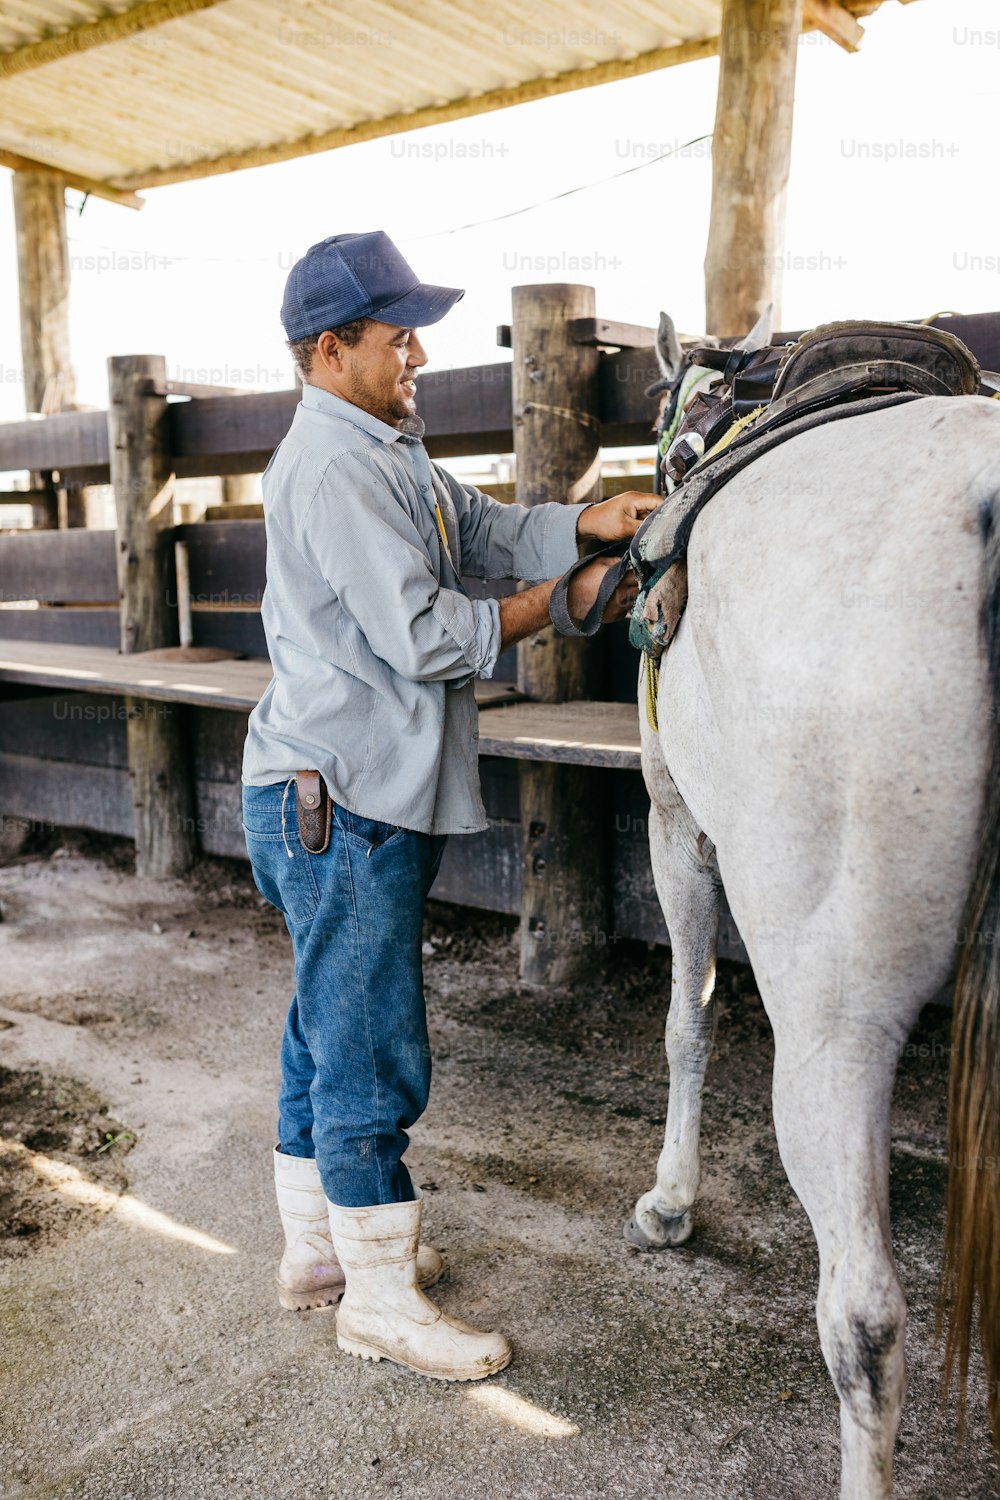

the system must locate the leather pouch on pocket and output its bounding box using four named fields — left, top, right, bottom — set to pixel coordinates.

left=295, top=770, right=331, bottom=854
